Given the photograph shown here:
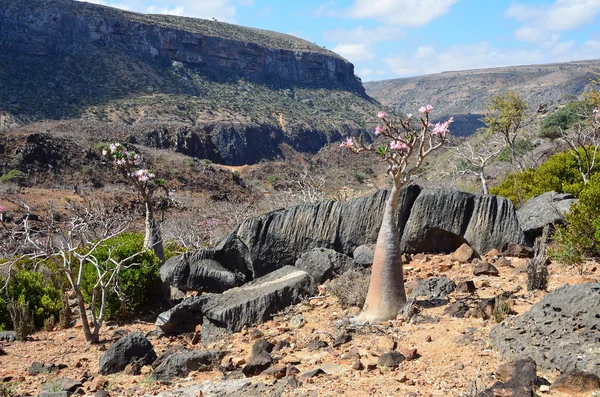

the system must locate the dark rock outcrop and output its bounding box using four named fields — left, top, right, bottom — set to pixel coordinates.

left=151, top=350, right=223, bottom=381
left=243, top=339, right=274, bottom=376
left=98, top=331, right=157, bottom=375
left=352, top=244, right=375, bottom=267
left=409, top=277, right=456, bottom=301
left=490, top=283, right=600, bottom=375
left=165, top=186, right=525, bottom=289
left=517, top=191, right=578, bottom=243
left=478, top=358, right=538, bottom=397
left=156, top=266, right=316, bottom=335
left=160, top=249, right=241, bottom=292
left=294, top=248, right=358, bottom=284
